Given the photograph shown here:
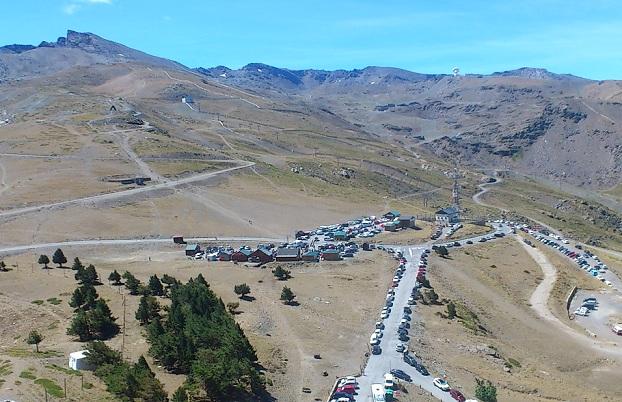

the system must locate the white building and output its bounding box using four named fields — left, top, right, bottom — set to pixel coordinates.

left=435, top=206, right=459, bottom=226
left=68, top=350, right=94, bottom=371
